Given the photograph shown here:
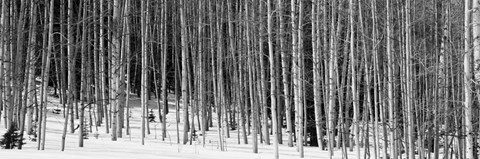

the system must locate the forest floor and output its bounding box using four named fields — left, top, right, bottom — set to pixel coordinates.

left=0, top=93, right=361, bottom=159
